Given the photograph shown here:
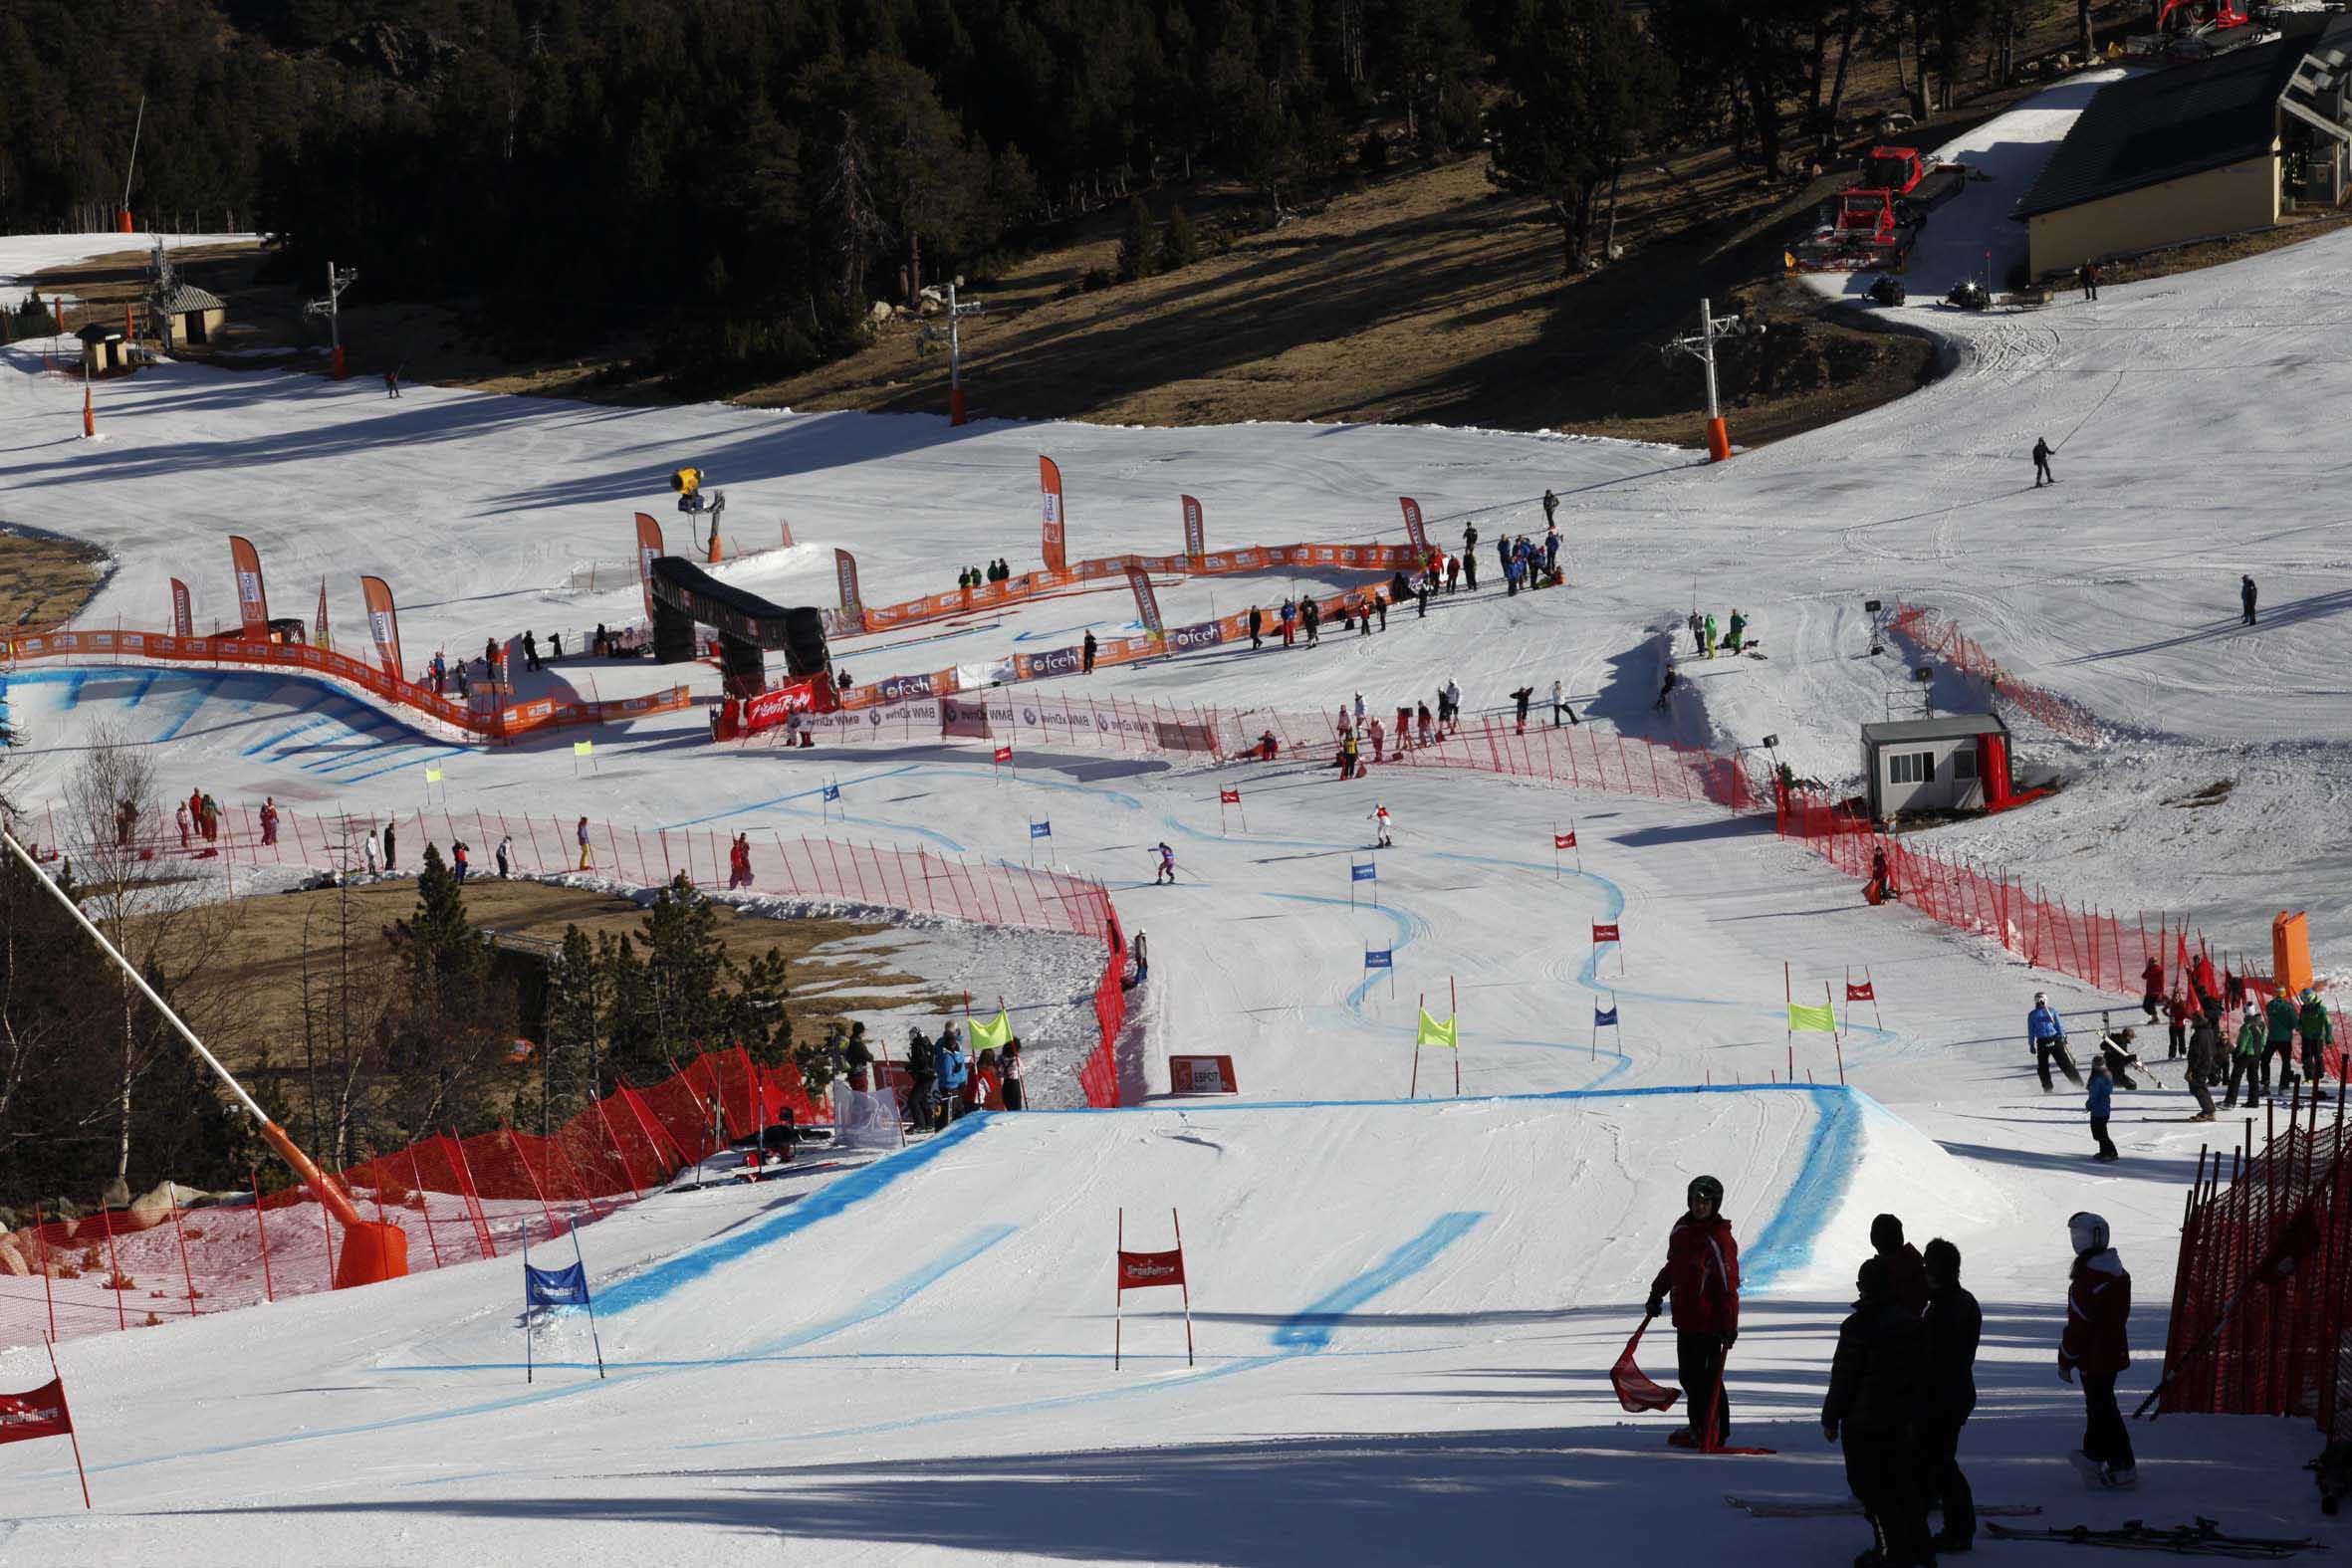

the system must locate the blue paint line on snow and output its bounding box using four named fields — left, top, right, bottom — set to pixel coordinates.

left=595, top=1115, right=997, bottom=1314
left=655, top=764, right=926, bottom=831
left=250, top=715, right=335, bottom=757
left=310, top=742, right=419, bottom=776
left=151, top=683, right=212, bottom=743
left=1742, top=1085, right=1865, bottom=1290
left=674, top=1207, right=1489, bottom=1453
left=1271, top=1212, right=1485, bottom=1351
left=120, top=668, right=161, bottom=709
left=340, top=748, right=469, bottom=784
